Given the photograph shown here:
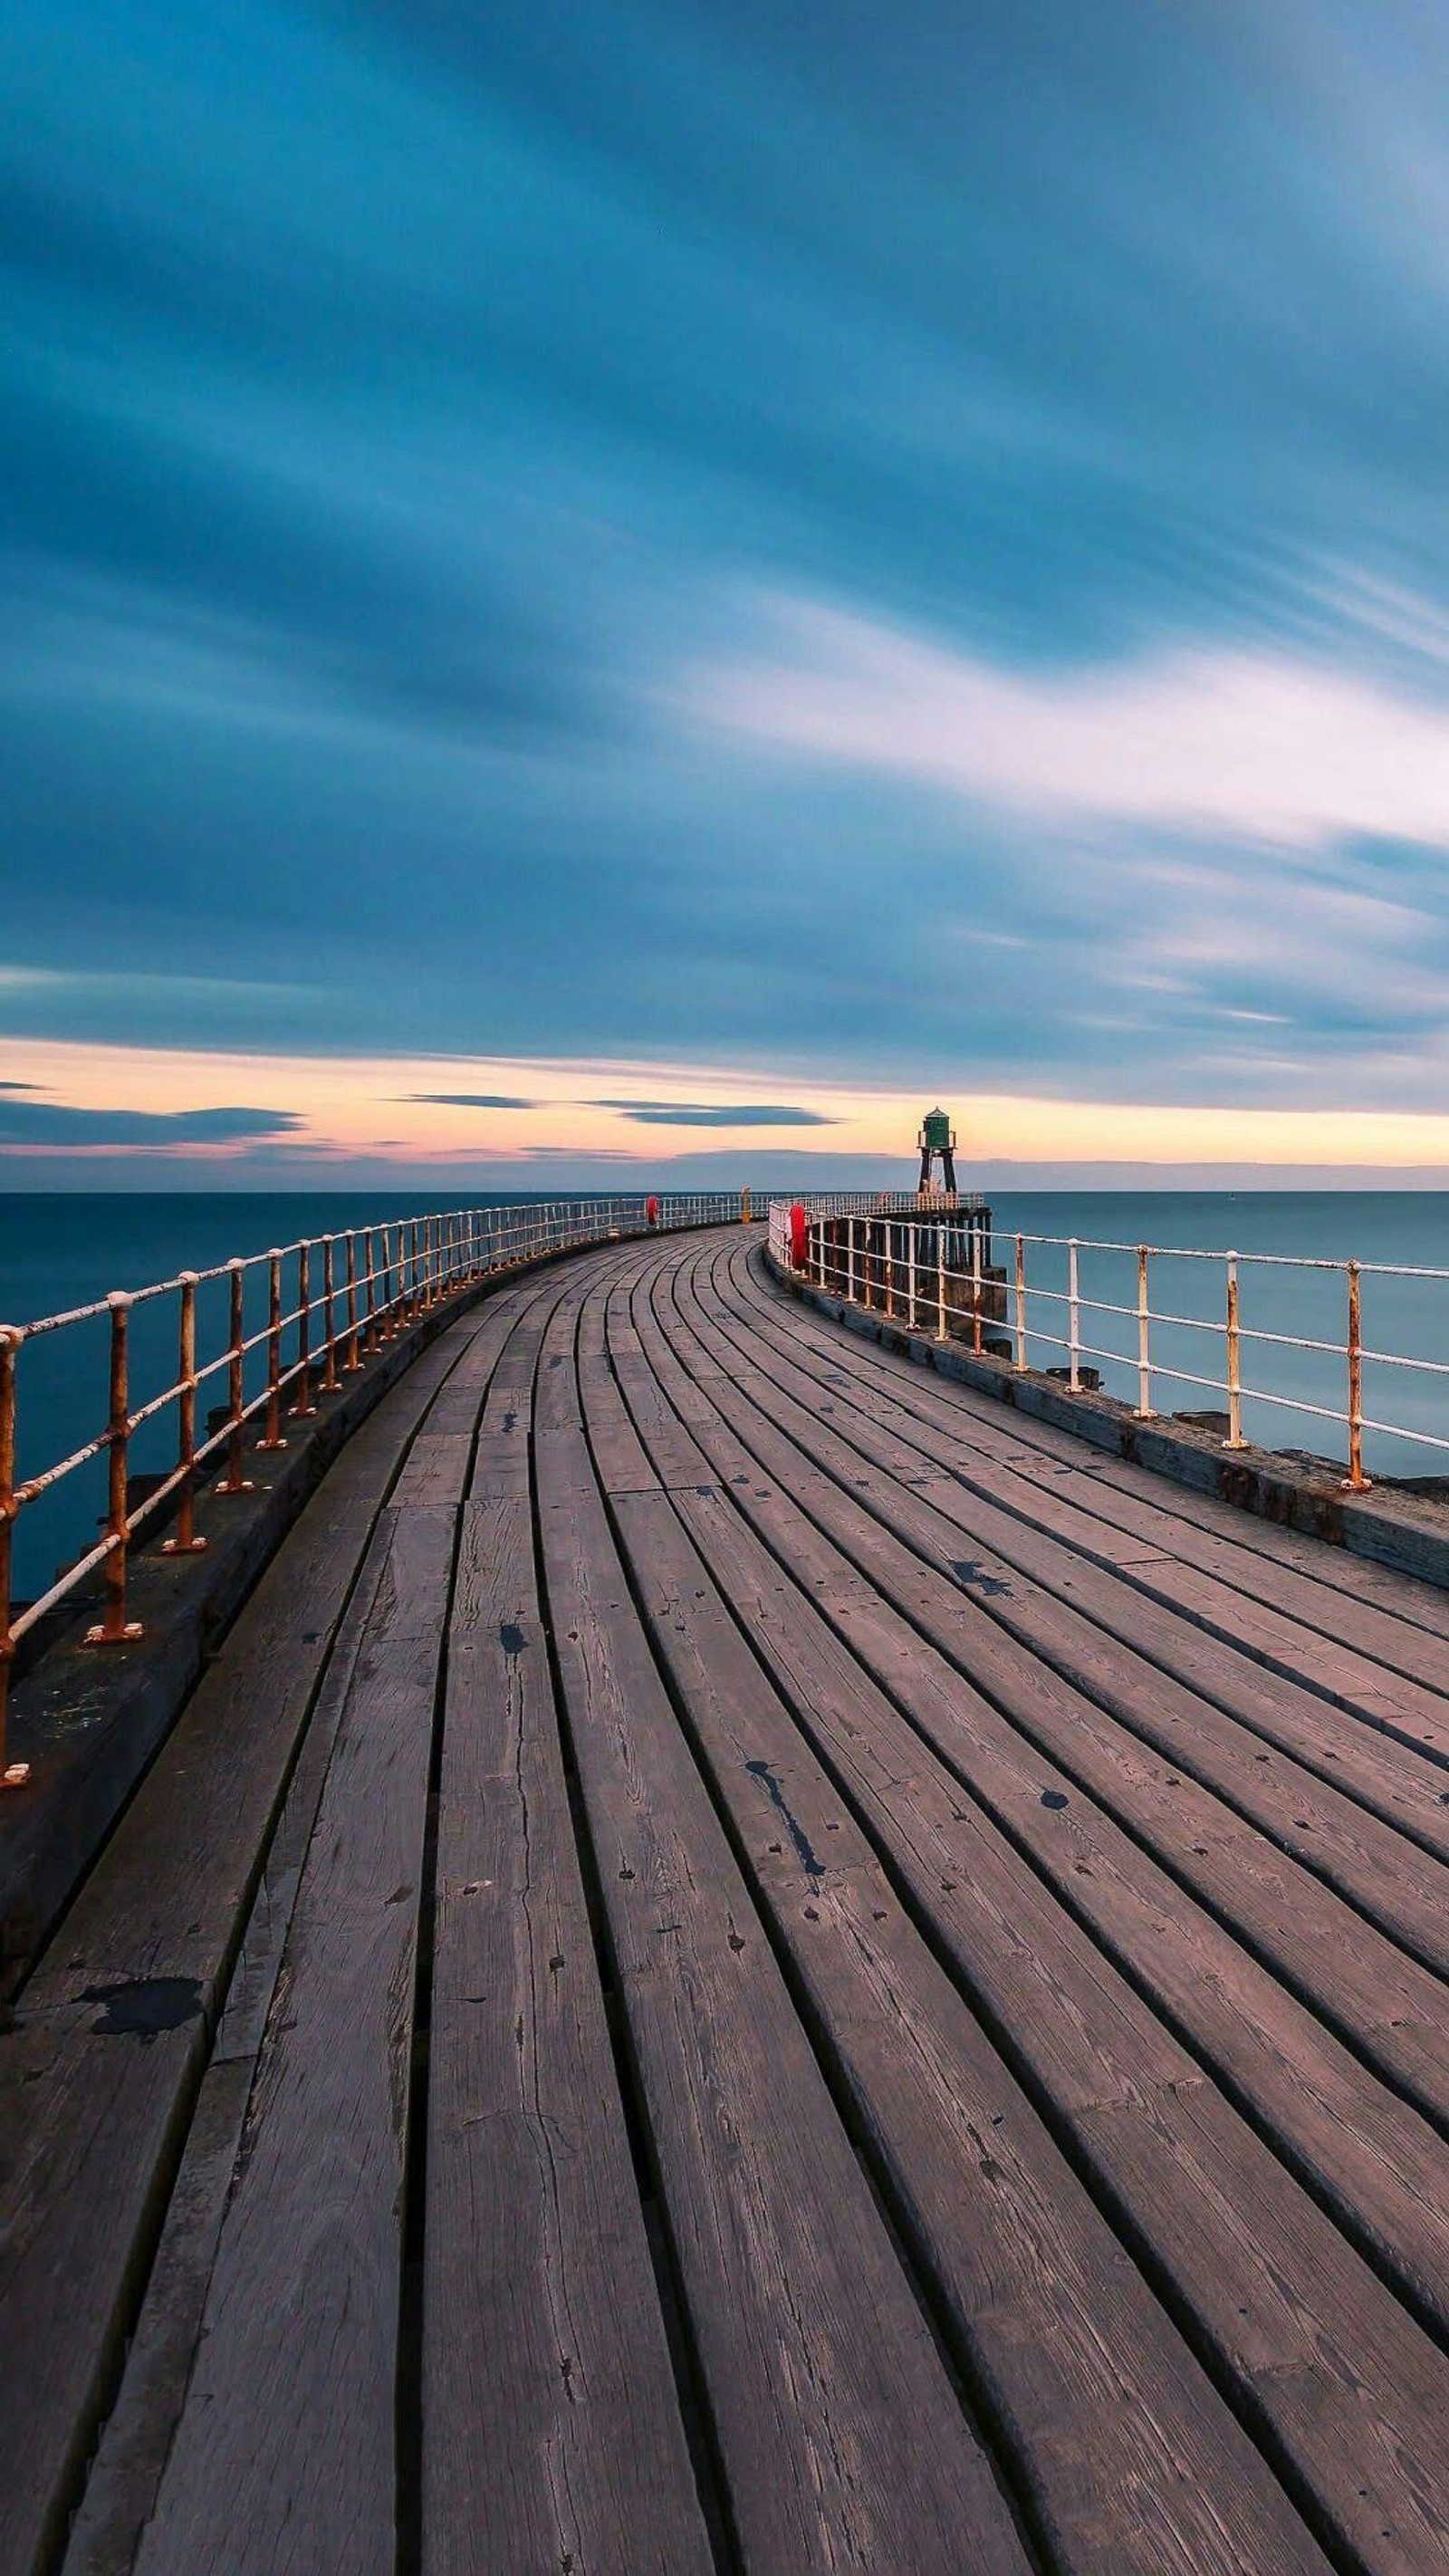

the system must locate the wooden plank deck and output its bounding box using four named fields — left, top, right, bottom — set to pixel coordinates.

left=5, top=1223, right=1449, bottom=2571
